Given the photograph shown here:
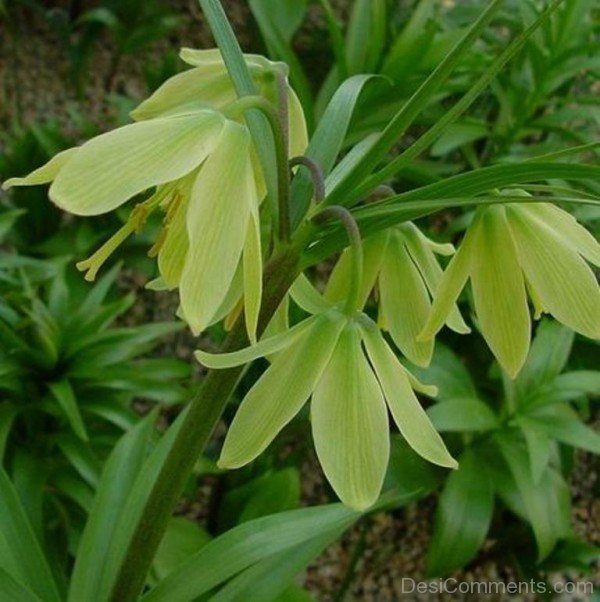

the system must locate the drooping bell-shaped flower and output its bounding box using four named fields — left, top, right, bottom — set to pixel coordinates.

left=3, top=112, right=264, bottom=340
left=323, top=223, right=469, bottom=367
left=196, top=287, right=457, bottom=510
left=419, top=202, right=600, bottom=378
left=131, top=48, right=308, bottom=158
left=2, top=49, right=309, bottom=343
